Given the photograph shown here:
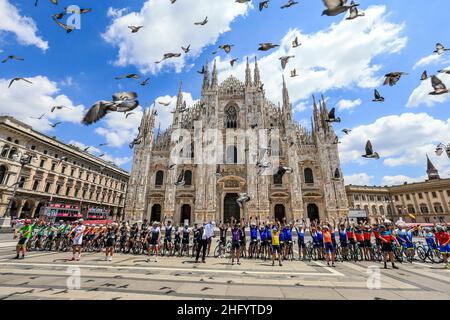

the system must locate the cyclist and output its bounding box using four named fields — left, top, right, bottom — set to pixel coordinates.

left=354, top=224, right=364, bottom=257
left=266, top=222, right=272, bottom=259
left=284, top=223, right=294, bottom=260
left=435, top=225, right=450, bottom=268
left=395, top=223, right=414, bottom=261
left=316, top=225, right=324, bottom=259
left=119, top=222, right=129, bottom=253
left=181, top=224, right=190, bottom=256
left=424, top=227, right=438, bottom=251
left=13, top=219, right=33, bottom=259
left=164, top=220, right=173, bottom=256
left=105, top=223, right=118, bottom=262
left=128, top=223, right=139, bottom=253
left=270, top=221, right=282, bottom=267
left=279, top=222, right=285, bottom=259
left=310, top=225, right=322, bottom=260
left=173, top=226, right=181, bottom=255
left=249, top=219, right=258, bottom=258
left=70, top=219, right=85, bottom=261
left=259, top=222, right=268, bottom=260
left=379, top=224, right=399, bottom=269
left=146, top=222, right=161, bottom=262
left=295, top=221, right=306, bottom=261
left=192, top=223, right=199, bottom=257
left=322, top=223, right=335, bottom=267
left=362, top=222, right=374, bottom=261
left=240, top=219, right=247, bottom=258
left=230, top=219, right=241, bottom=265
left=338, top=220, right=348, bottom=260
left=346, top=220, right=356, bottom=254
